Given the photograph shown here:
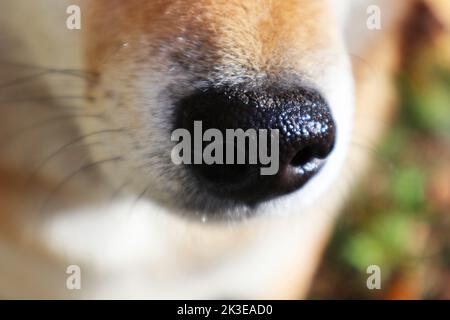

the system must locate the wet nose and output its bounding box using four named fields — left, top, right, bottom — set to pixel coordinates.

left=176, top=86, right=336, bottom=205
